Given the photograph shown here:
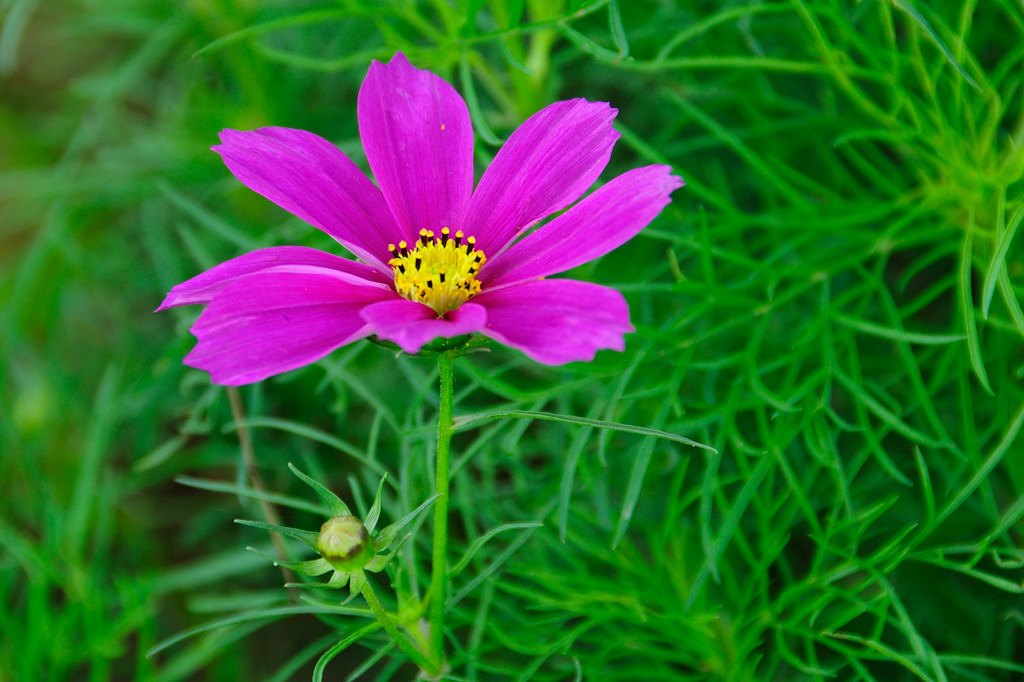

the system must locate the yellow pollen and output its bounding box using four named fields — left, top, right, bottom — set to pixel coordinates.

left=388, top=227, right=486, bottom=315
